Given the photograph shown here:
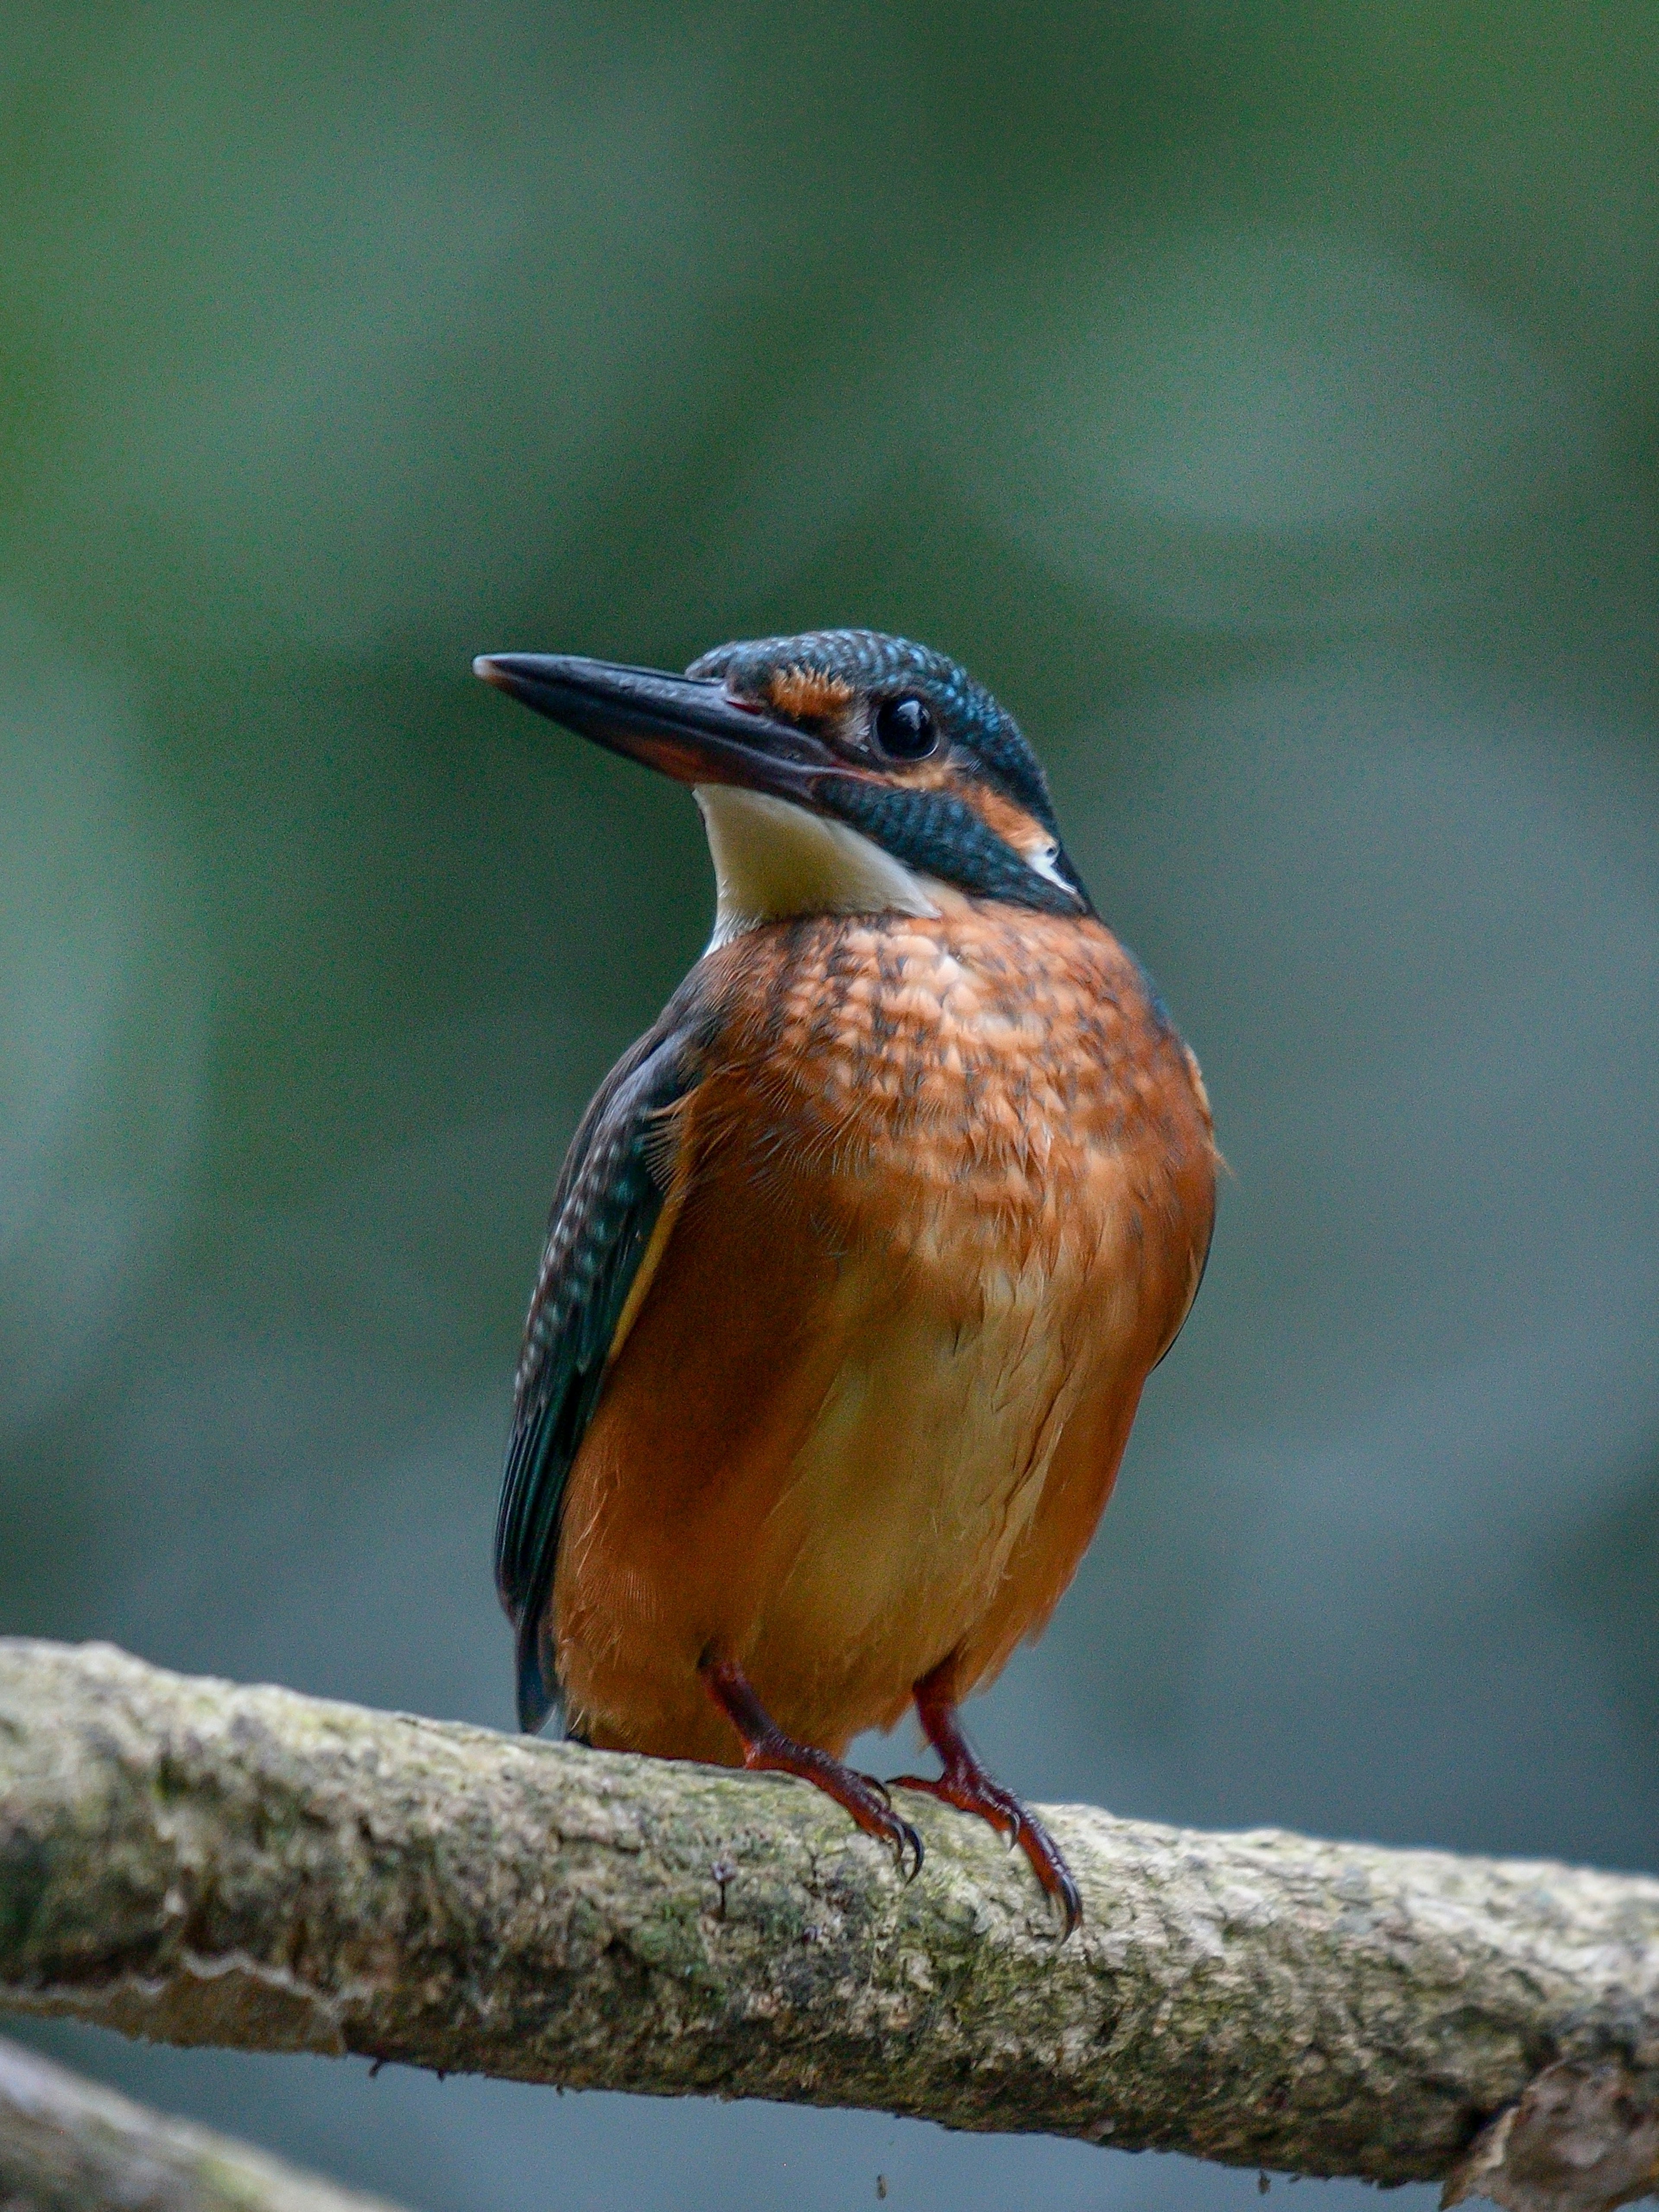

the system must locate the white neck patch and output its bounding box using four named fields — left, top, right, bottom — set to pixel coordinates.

left=694, top=785, right=941, bottom=947
left=1023, top=838, right=1073, bottom=895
